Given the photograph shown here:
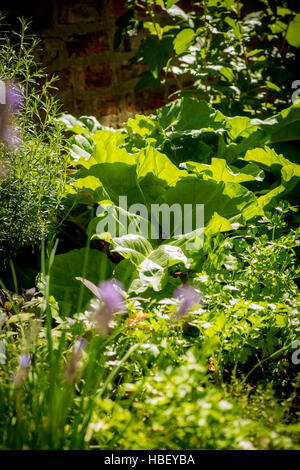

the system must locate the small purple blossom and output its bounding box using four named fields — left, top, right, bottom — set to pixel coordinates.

left=75, top=337, right=87, bottom=352
left=5, top=83, right=24, bottom=111
left=19, top=353, right=31, bottom=368
left=0, top=312, right=6, bottom=327
left=174, top=284, right=202, bottom=317
left=87, top=280, right=127, bottom=335
left=0, top=81, right=23, bottom=147
left=98, top=280, right=126, bottom=313
left=65, top=337, right=86, bottom=383
left=13, top=353, right=31, bottom=386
